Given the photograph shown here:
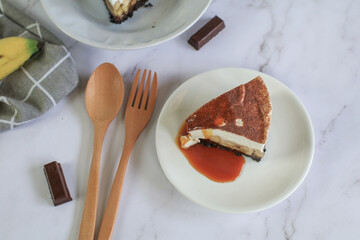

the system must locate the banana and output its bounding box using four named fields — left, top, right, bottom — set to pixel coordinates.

left=0, top=37, right=43, bottom=80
